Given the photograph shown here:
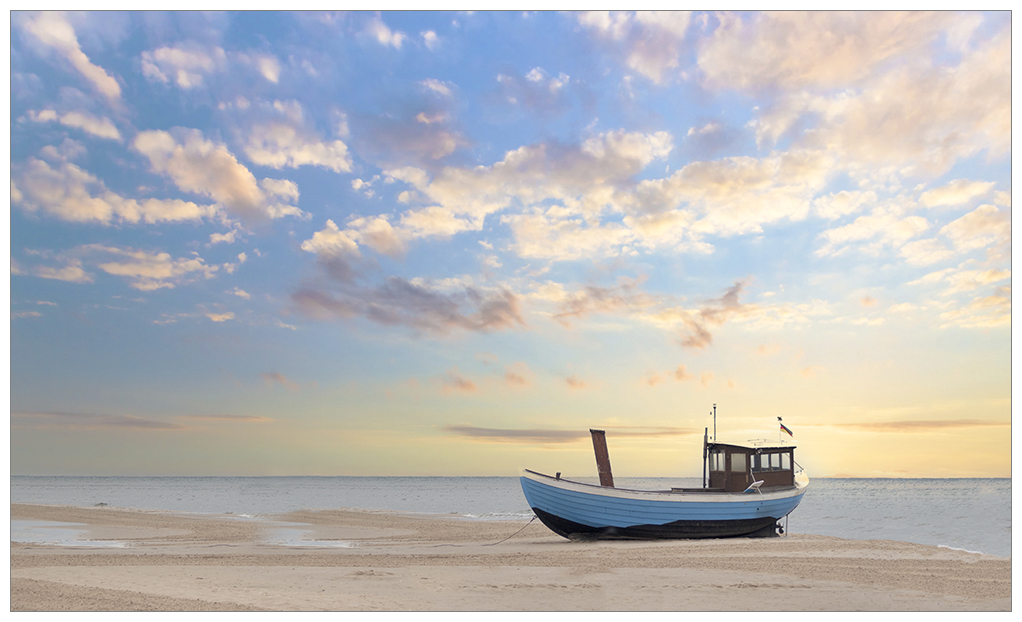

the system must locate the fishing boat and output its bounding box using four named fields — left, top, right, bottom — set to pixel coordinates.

left=520, top=409, right=808, bottom=539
